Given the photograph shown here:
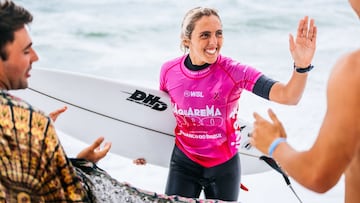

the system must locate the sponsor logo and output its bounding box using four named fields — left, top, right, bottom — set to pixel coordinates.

left=173, top=104, right=223, bottom=127
left=179, top=130, right=222, bottom=139
left=213, top=92, right=220, bottom=100
left=173, top=104, right=221, bottom=117
left=230, top=108, right=242, bottom=149
left=126, top=90, right=167, bottom=111
left=184, top=90, right=204, bottom=98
